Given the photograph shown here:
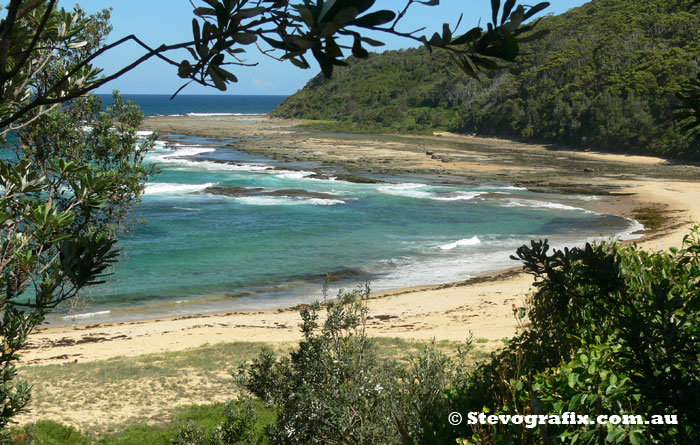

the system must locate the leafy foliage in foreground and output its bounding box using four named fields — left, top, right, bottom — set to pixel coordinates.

left=452, top=228, right=700, bottom=444
left=175, top=285, right=469, bottom=444
left=273, top=0, right=700, bottom=159
left=0, top=93, right=155, bottom=430
left=174, top=227, right=700, bottom=444
left=10, top=228, right=700, bottom=443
